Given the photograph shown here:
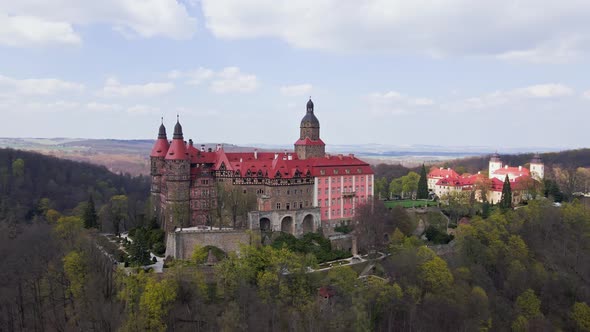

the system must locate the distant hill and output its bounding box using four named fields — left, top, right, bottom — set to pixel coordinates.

left=0, top=148, right=150, bottom=224
left=0, top=138, right=247, bottom=176
left=442, top=149, right=590, bottom=174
